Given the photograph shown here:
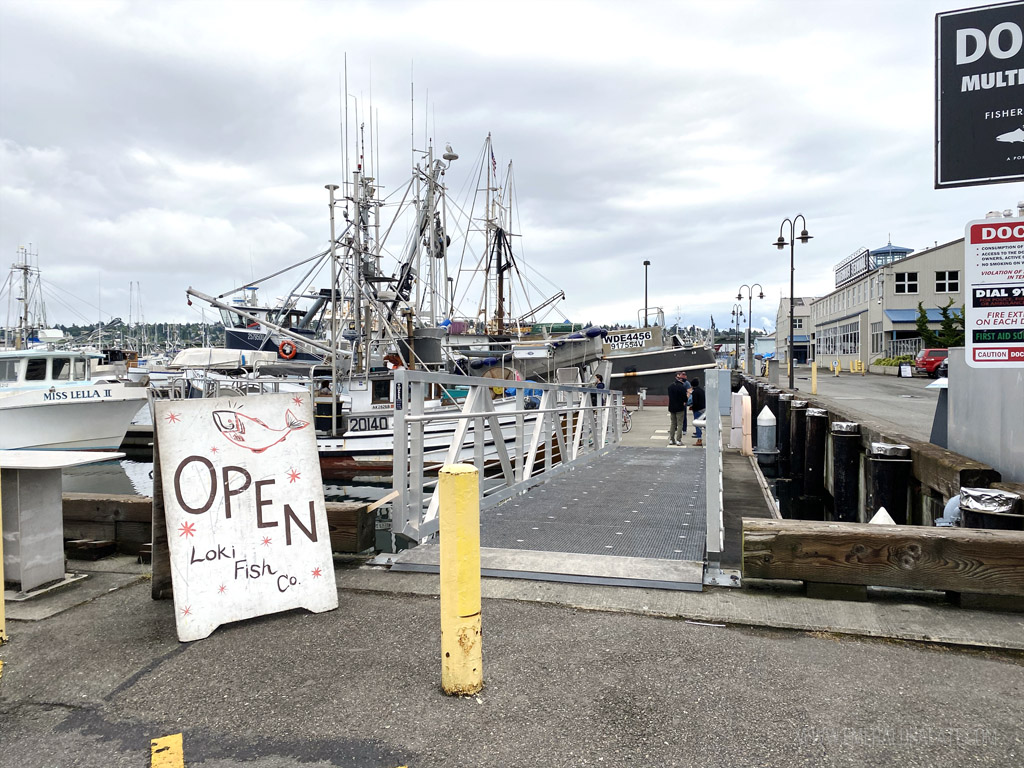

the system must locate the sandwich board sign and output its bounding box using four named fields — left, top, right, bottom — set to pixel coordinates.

left=154, top=393, right=337, bottom=641
left=965, top=216, right=1024, bottom=367
left=935, top=2, right=1024, bottom=188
